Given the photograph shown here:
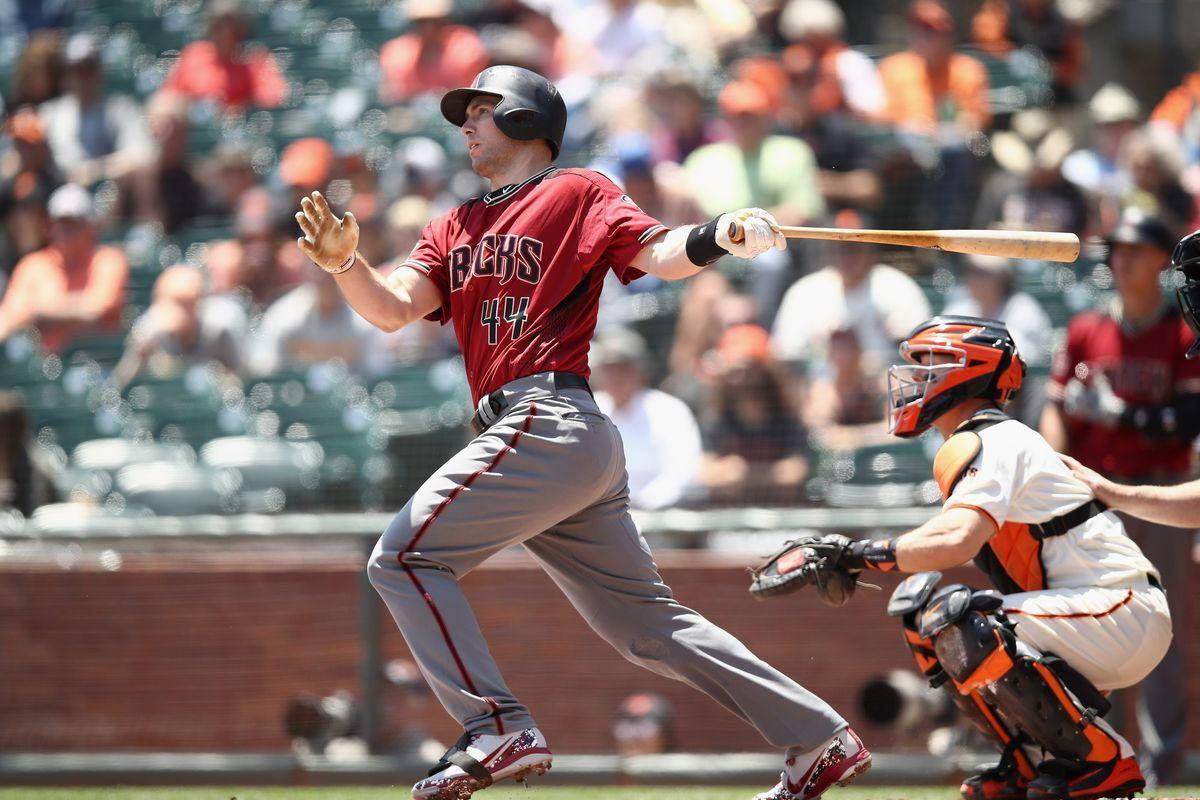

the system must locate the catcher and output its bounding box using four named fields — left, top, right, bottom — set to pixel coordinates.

left=750, top=316, right=1172, bottom=800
